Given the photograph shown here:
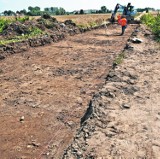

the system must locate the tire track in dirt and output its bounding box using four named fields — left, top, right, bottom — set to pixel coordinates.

left=0, top=24, right=137, bottom=158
